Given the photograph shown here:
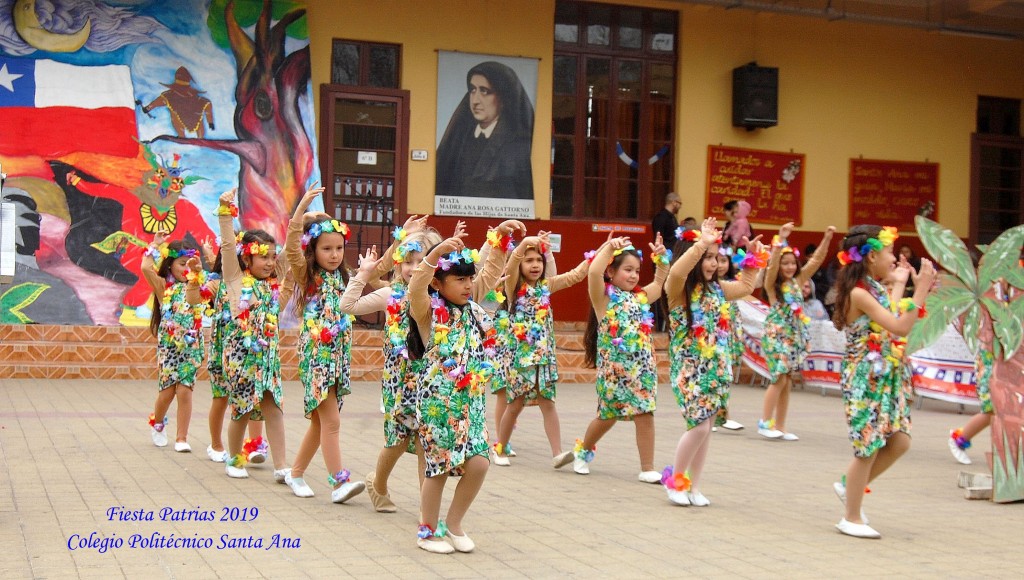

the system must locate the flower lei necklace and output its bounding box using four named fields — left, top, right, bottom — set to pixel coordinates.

left=780, top=280, right=811, bottom=325
left=430, top=295, right=497, bottom=394
left=604, top=283, right=654, bottom=351
left=302, top=269, right=353, bottom=344
left=385, top=283, right=410, bottom=359
left=511, top=281, right=551, bottom=344
left=237, top=270, right=279, bottom=351
left=688, top=284, right=731, bottom=359
left=161, top=280, right=203, bottom=348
